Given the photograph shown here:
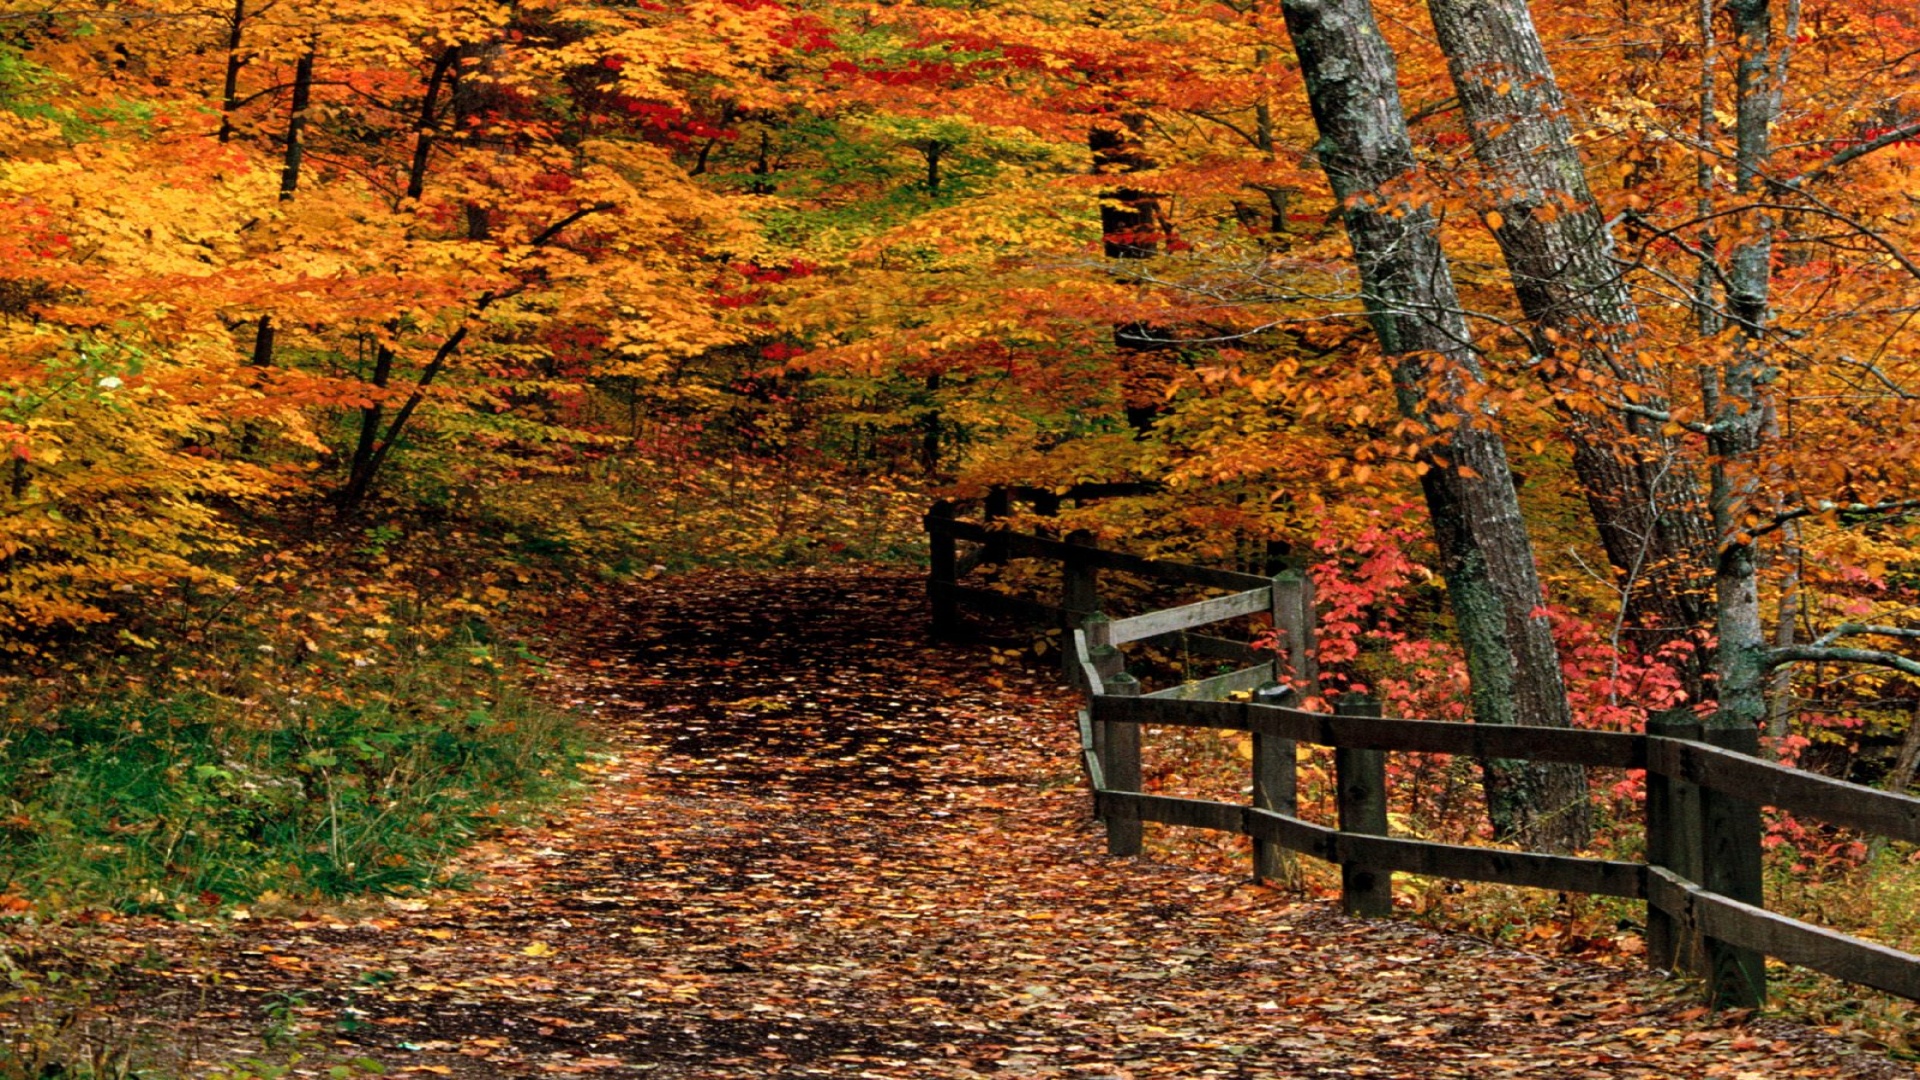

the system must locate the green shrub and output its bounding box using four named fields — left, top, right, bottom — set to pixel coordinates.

left=0, top=640, right=587, bottom=910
